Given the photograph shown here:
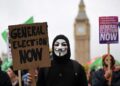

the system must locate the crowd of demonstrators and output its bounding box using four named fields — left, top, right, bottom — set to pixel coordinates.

left=1, top=34, right=120, bottom=86
left=92, top=54, right=120, bottom=86
left=23, top=34, right=88, bottom=86
left=0, top=58, right=12, bottom=86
